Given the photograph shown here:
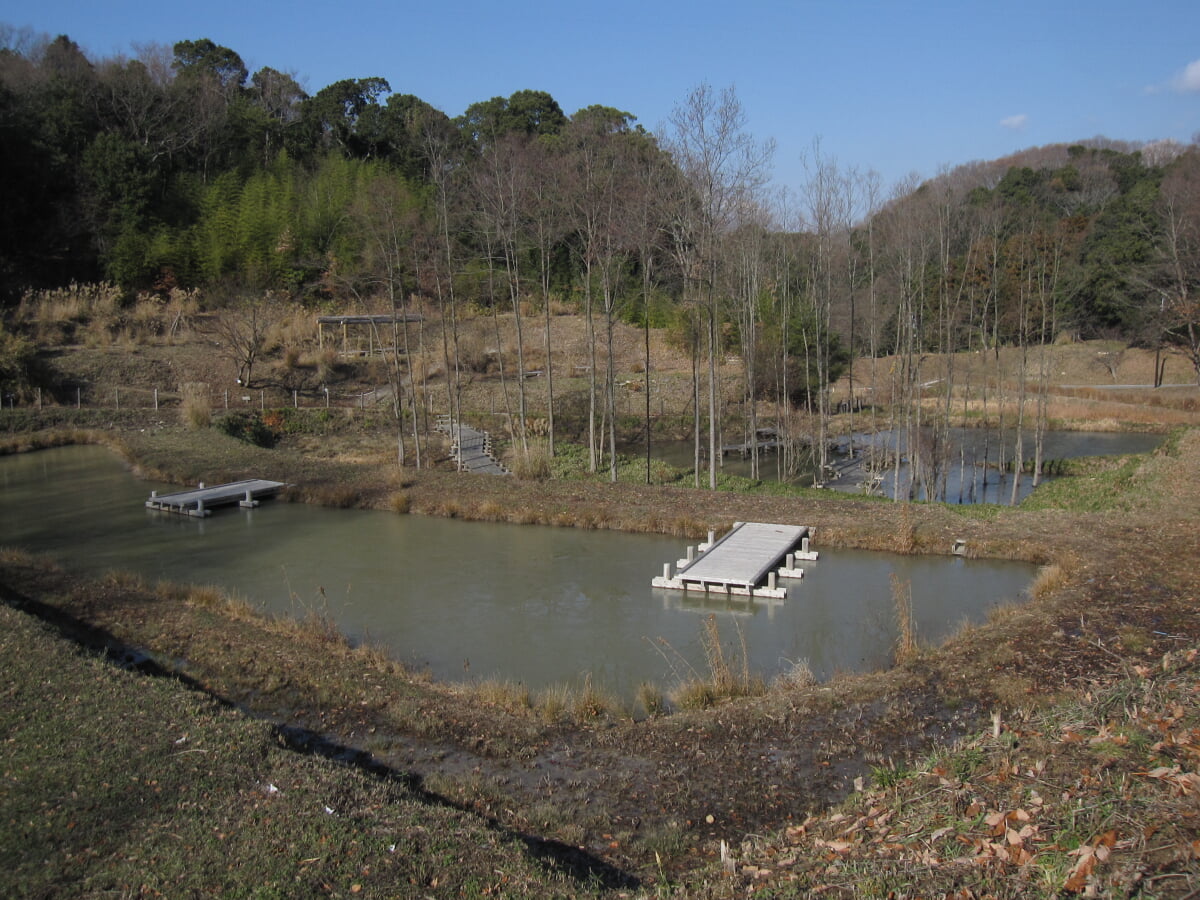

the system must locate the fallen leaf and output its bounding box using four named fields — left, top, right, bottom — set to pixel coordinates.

left=815, top=839, right=853, bottom=853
